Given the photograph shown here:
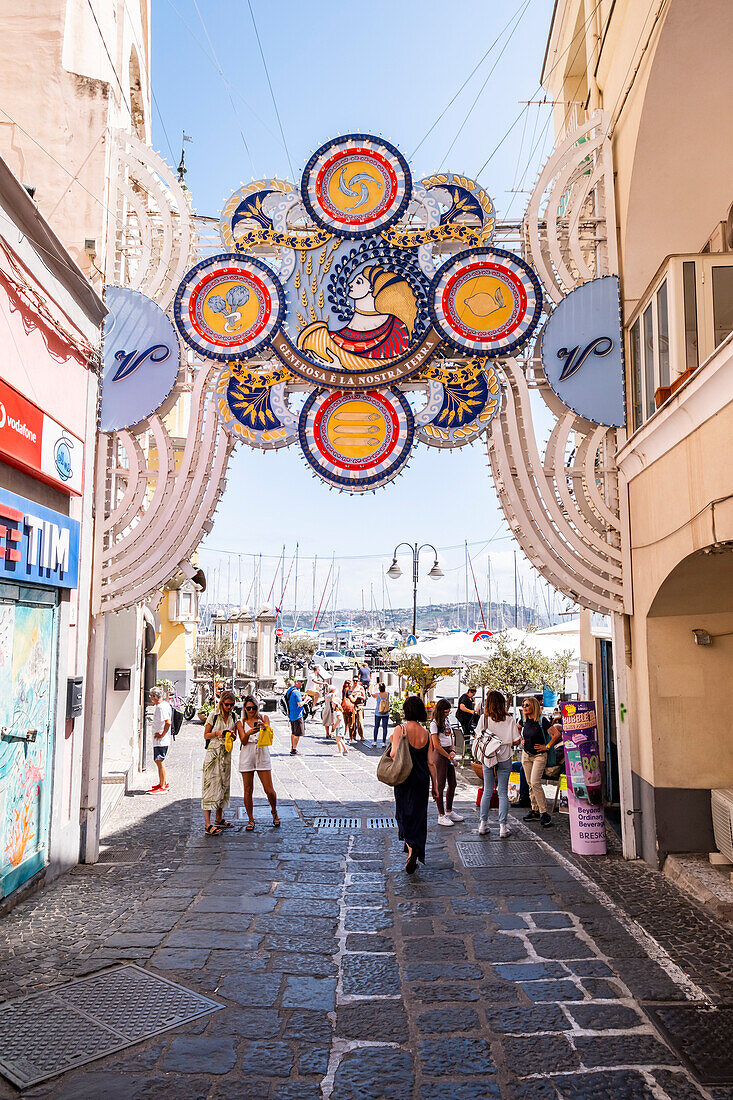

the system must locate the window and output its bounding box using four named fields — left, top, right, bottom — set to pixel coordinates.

left=181, top=592, right=192, bottom=616
left=683, top=261, right=699, bottom=371
left=712, top=265, right=733, bottom=348
left=630, top=318, right=642, bottom=431
left=643, top=304, right=655, bottom=419
left=656, top=281, right=670, bottom=388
